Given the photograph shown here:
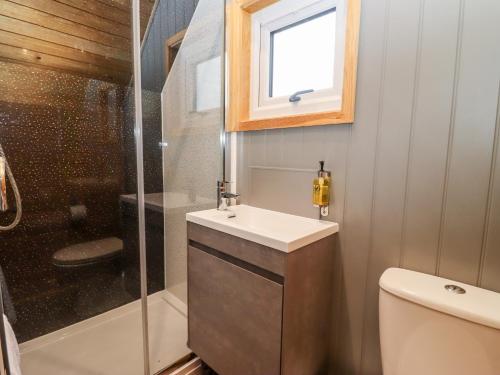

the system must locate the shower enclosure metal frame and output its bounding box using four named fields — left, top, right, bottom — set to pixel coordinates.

left=132, top=0, right=228, bottom=373
left=131, top=0, right=151, bottom=374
